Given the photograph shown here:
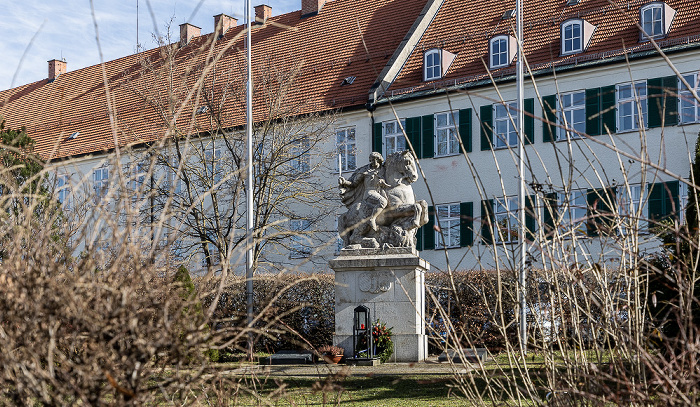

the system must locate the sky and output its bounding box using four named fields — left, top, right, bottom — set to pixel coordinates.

left=0, top=0, right=299, bottom=91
